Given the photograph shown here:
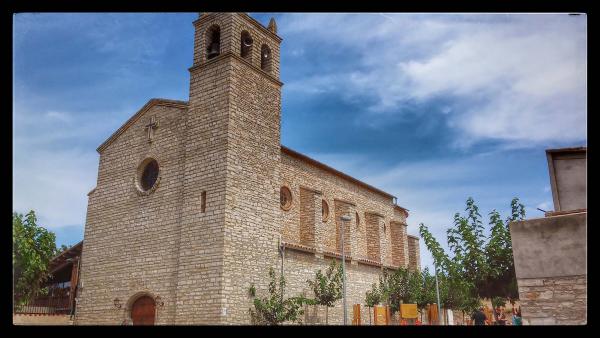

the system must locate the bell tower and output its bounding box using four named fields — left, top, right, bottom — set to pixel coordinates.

left=174, top=13, right=283, bottom=324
